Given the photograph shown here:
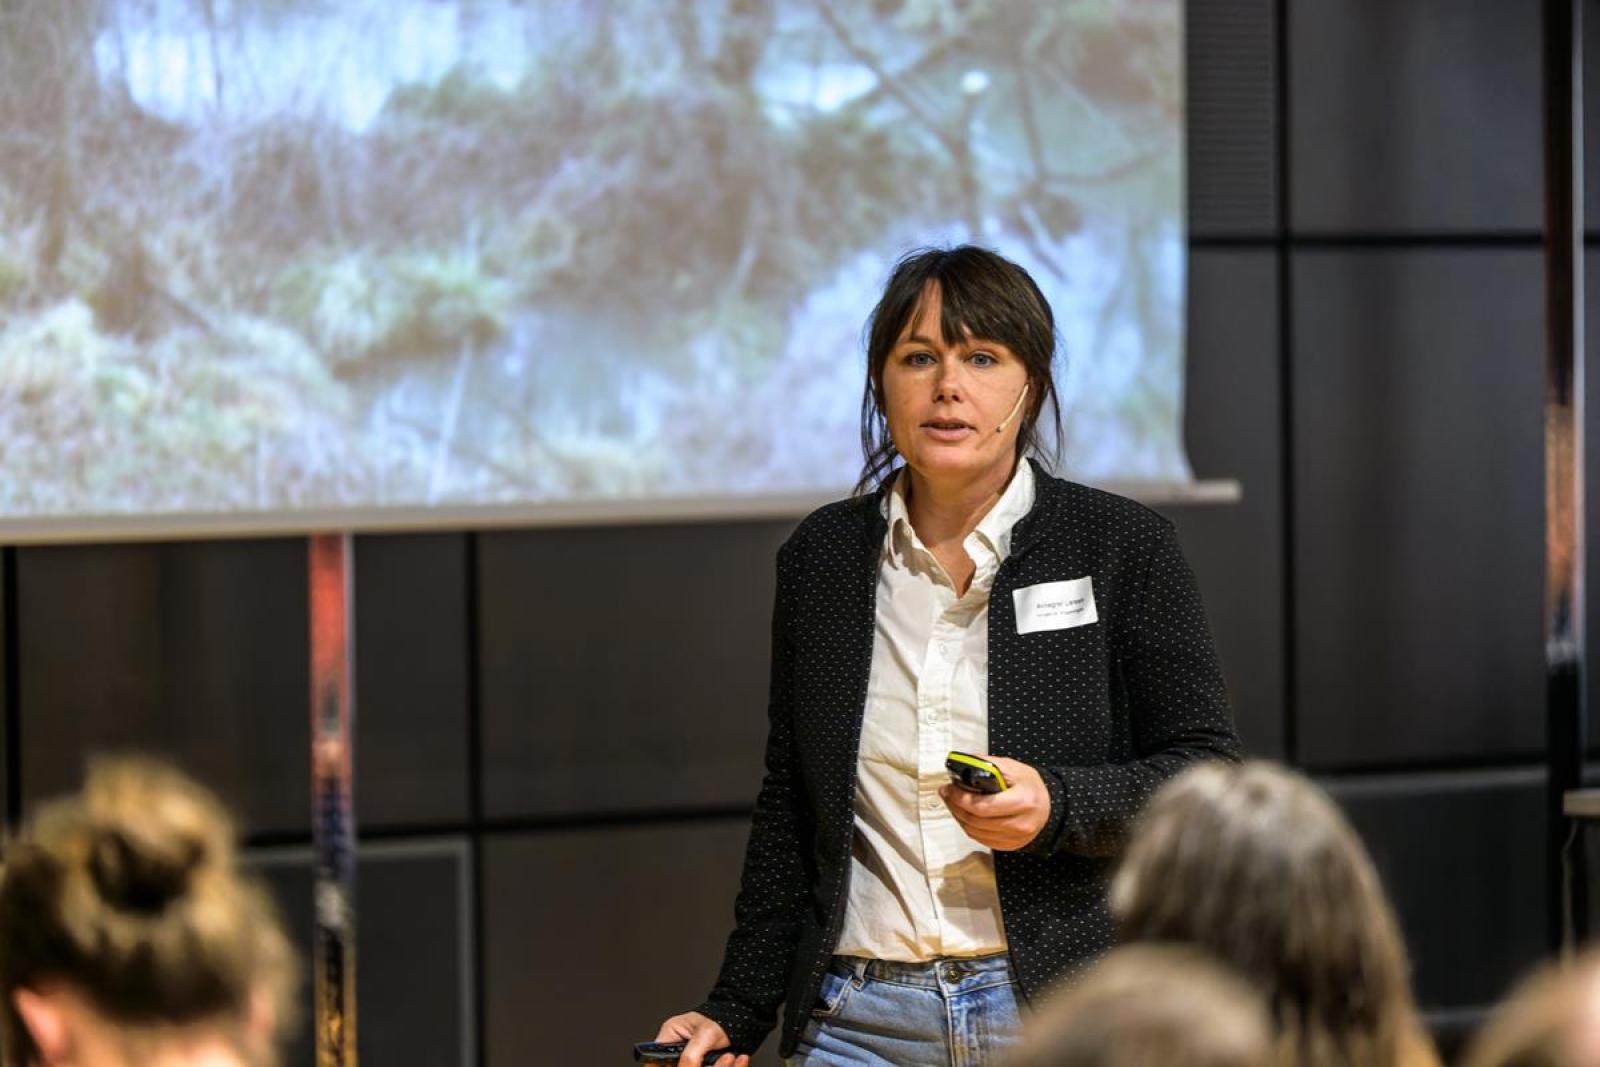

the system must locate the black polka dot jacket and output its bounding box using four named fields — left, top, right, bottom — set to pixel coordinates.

left=694, top=460, right=1241, bottom=1057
